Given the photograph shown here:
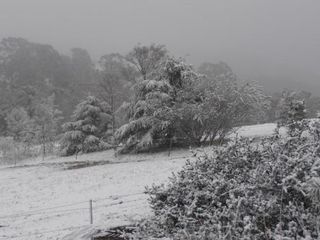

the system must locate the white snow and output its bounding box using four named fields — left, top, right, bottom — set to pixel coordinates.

left=0, top=123, right=278, bottom=240
left=231, top=123, right=277, bottom=138
left=0, top=150, right=191, bottom=240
